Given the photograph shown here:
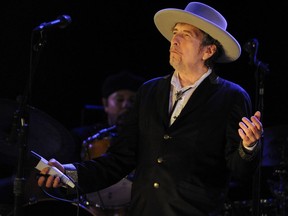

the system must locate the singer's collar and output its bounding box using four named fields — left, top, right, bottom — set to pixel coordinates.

left=171, top=68, right=212, bottom=91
